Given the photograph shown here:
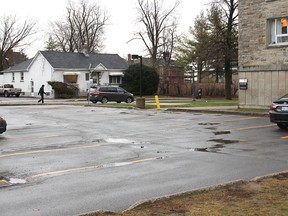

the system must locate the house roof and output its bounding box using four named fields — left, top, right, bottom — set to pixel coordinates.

left=2, top=58, right=33, bottom=72
left=40, top=51, right=128, bottom=70
left=2, top=51, right=128, bottom=72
